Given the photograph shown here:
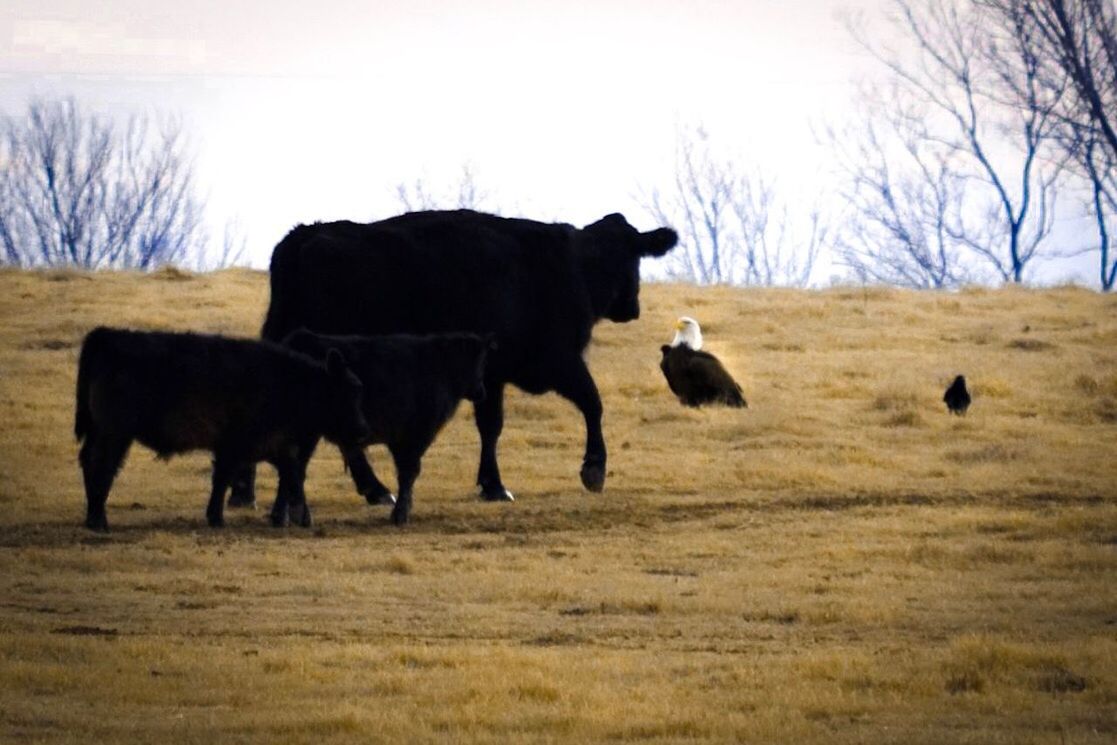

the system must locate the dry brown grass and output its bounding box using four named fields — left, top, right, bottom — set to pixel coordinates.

left=0, top=269, right=1115, bottom=743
